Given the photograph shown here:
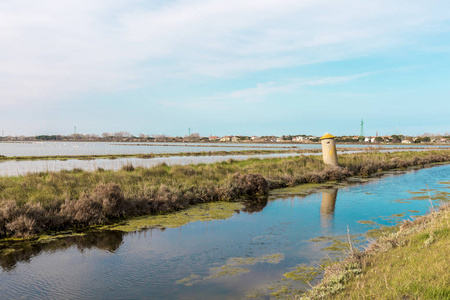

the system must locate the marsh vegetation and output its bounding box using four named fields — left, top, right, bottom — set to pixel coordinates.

left=1, top=150, right=450, bottom=238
